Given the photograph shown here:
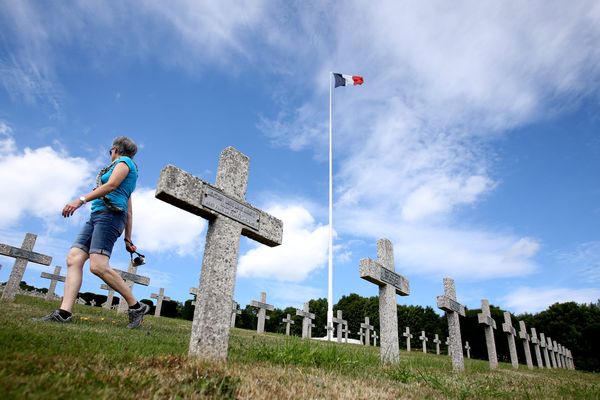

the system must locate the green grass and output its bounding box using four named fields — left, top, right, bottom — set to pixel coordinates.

left=1, top=296, right=599, bottom=399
